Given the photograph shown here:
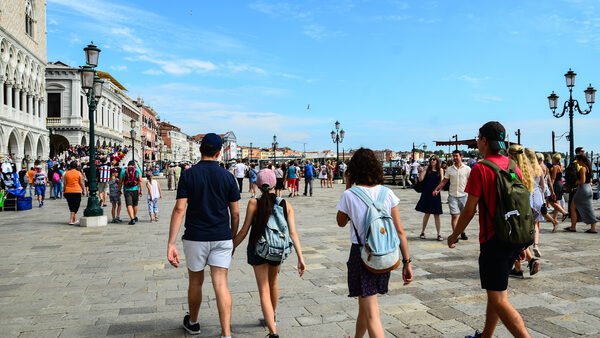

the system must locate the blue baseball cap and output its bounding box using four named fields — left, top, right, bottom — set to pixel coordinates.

left=201, top=133, right=223, bottom=149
